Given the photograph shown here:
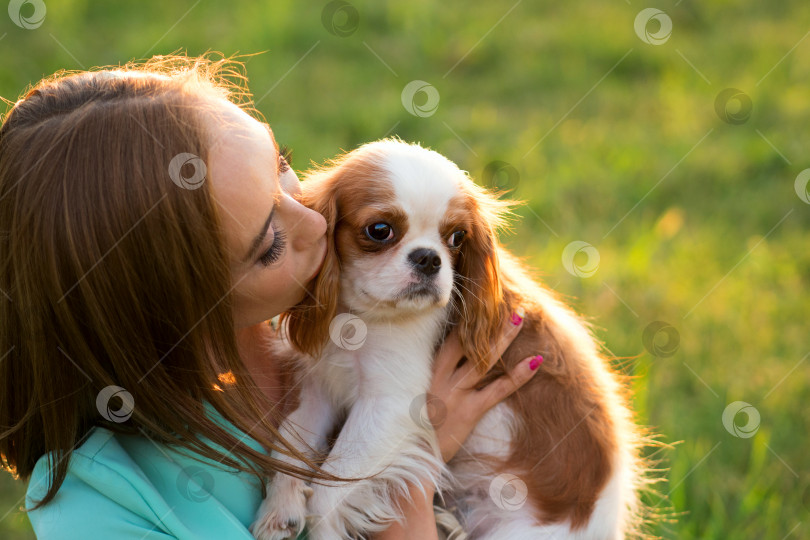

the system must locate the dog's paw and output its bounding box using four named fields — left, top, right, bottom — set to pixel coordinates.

left=250, top=475, right=312, bottom=540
